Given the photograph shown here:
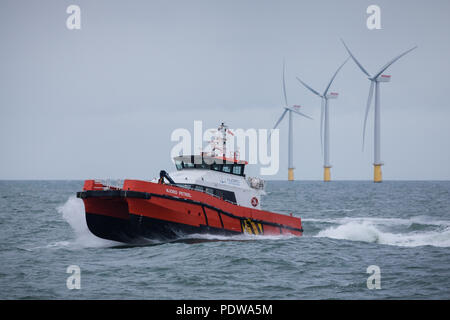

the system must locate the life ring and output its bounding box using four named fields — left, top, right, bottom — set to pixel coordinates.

left=251, top=197, right=258, bottom=207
